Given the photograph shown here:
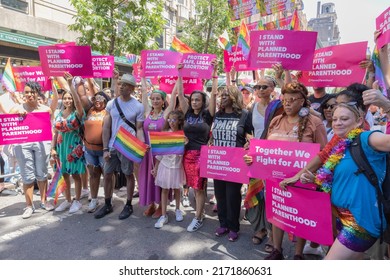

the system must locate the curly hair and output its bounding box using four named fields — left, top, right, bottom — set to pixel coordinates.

left=282, top=82, right=310, bottom=142
left=25, top=81, right=42, bottom=94
left=220, top=85, right=243, bottom=114
left=163, top=110, right=185, bottom=131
